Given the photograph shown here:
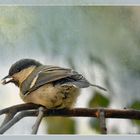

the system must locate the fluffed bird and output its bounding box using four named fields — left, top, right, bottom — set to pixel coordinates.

left=1, top=59, right=106, bottom=109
